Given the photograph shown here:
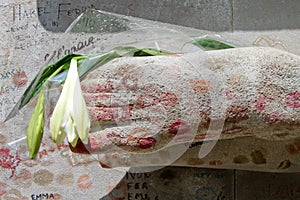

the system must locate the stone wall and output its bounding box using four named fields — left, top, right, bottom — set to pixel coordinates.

left=1, top=0, right=300, bottom=199
left=37, top=0, right=300, bottom=32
